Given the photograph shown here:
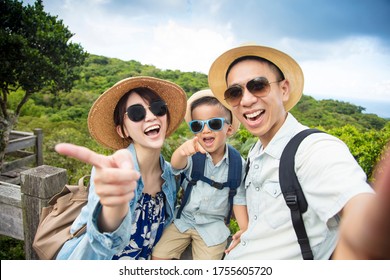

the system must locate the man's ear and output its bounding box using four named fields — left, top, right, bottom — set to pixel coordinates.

left=281, top=79, right=290, bottom=103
